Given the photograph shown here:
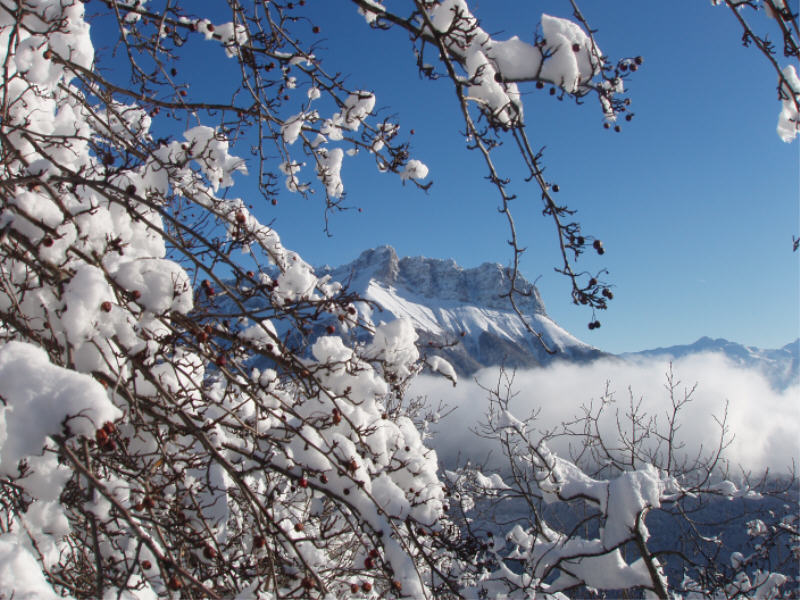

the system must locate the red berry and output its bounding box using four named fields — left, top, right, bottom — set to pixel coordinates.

left=235, top=211, right=246, bottom=224
left=142, top=496, right=155, bottom=509
left=320, top=474, right=328, bottom=484
left=312, top=26, right=320, bottom=33
left=294, top=522, right=304, bottom=532
left=253, top=535, right=266, bottom=548
left=203, top=544, right=217, bottom=559
left=42, top=236, right=54, bottom=247
left=43, top=49, right=52, bottom=59
left=131, top=289, right=142, bottom=300
left=100, top=301, right=112, bottom=312
left=572, top=43, right=580, bottom=52
left=299, top=477, right=308, bottom=488
left=168, top=575, right=182, bottom=590
left=141, top=560, right=152, bottom=570
left=216, top=355, right=227, bottom=367
left=364, top=557, right=374, bottom=569
left=362, top=582, right=372, bottom=592
left=351, top=583, right=360, bottom=594
left=206, top=23, right=215, bottom=32
left=326, top=325, right=336, bottom=335
left=368, top=548, right=379, bottom=559
left=179, top=90, right=187, bottom=97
